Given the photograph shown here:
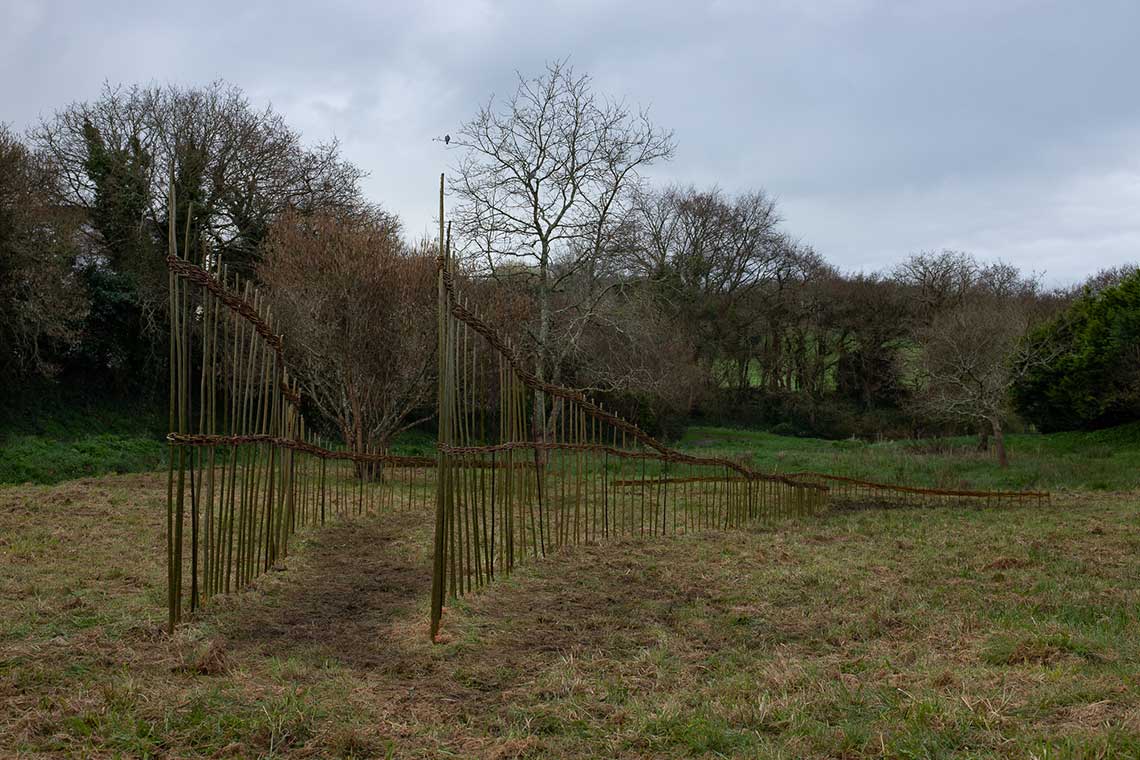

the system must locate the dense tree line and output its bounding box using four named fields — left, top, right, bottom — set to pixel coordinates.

left=3, top=71, right=1135, bottom=465
left=1012, top=268, right=1140, bottom=432
left=3, top=82, right=361, bottom=393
